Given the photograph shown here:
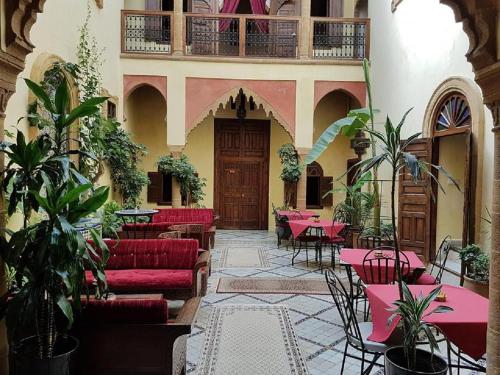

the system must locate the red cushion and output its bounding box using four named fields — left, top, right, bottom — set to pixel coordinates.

left=80, top=297, right=168, bottom=324
left=153, top=208, right=214, bottom=225
left=416, top=272, right=437, bottom=285
left=86, top=269, right=193, bottom=292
